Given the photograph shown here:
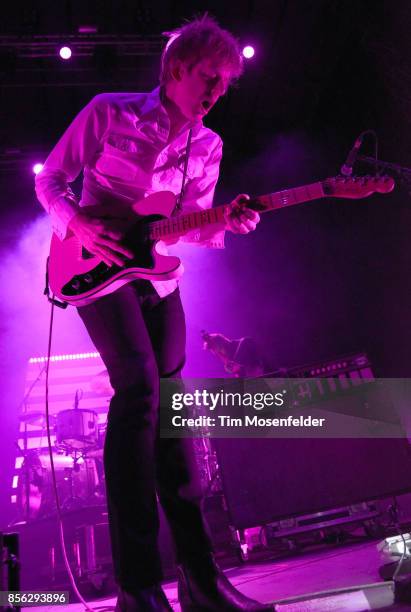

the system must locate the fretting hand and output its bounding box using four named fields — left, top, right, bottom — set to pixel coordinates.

left=224, top=193, right=260, bottom=234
